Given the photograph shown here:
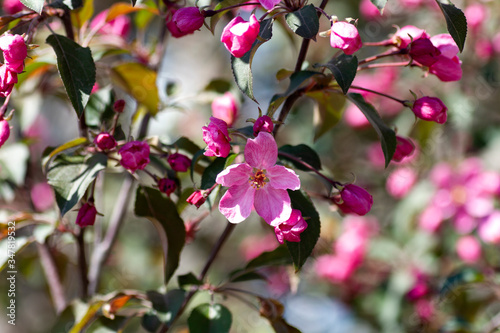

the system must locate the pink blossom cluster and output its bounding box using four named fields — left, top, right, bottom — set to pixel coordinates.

left=0, top=33, right=27, bottom=97
left=90, top=10, right=131, bottom=39
left=2, top=0, right=24, bottom=15
left=316, top=216, right=378, bottom=283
